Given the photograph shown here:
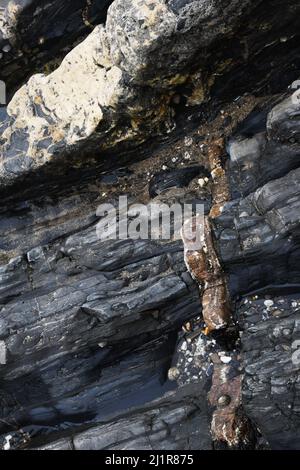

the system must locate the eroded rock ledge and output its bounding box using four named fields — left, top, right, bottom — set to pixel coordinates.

left=0, top=0, right=300, bottom=451
left=0, top=0, right=113, bottom=97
